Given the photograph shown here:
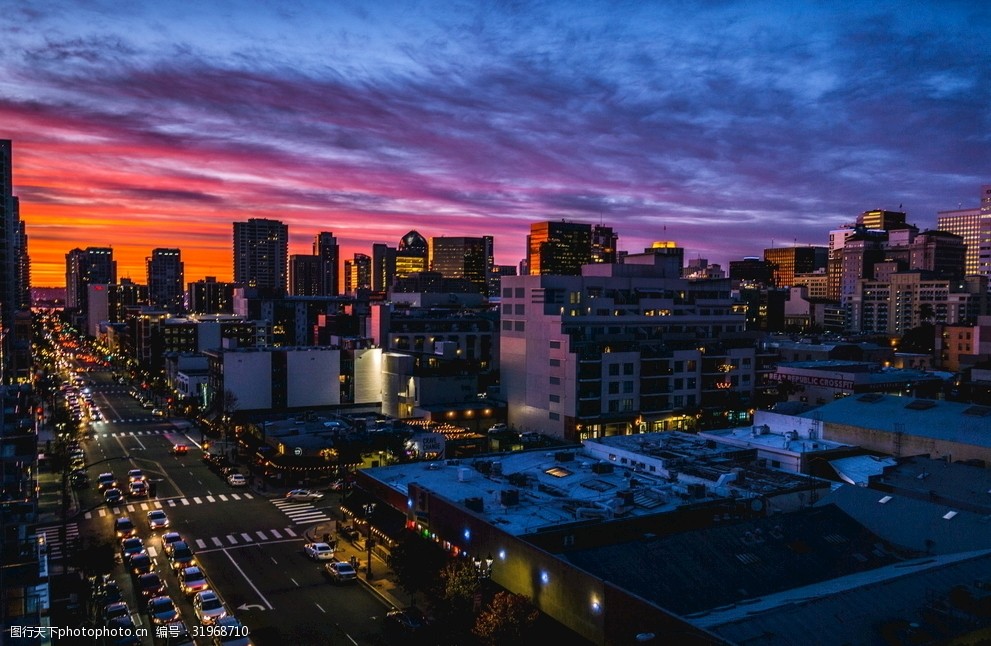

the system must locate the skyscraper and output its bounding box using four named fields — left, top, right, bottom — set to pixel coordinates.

left=233, top=218, right=288, bottom=292
left=289, top=255, right=324, bottom=296
left=937, top=185, right=991, bottom=282
left=65, top=247, right=116, bottom=310
left=527, top=220, right=593, bottom=276
left=186, top=276, right=235, bottom=314
left=395, top=230, right=428, bottom=279
left=430, top=236, right=488, bottom=293
left=371, top=243, right=397, bottom=292
left=591, top=224, right=618, bottom=264
left=313, top=231, right=340, bottom=296
left=345, top=253, right=371, bottom=294
left=763, top=246, right=827, bottom=287
left=0, top=140, right=30, bottom=381
left=146, top=248, right=184, bottom=313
